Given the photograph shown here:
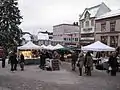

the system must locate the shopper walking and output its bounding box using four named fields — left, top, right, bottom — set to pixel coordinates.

left=77, top=52, right=85, bottom=76
left=9, top=51, right=18, bottom=71
left=71, top=51, right=77, bottom=71
left=84, top=52, right=93, bottom=76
